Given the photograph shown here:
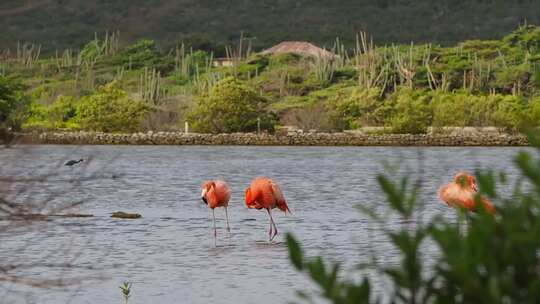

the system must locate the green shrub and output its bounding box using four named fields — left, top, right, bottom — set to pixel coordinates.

left=465, top=94, right=525, bottom=130
left=0, top=76, right=21, bottom=123
left=251, top=63, right=316, bottom=97
left=77, top=82, right=149, bottom=132
left=22, top=102, right=48, bottom=130
left=431, top=92, right=527, bottom=130
left=502, top=25, right=540, bottom=53
left=0, top=76, right=28, bottom=130
left=459, top=39, right=505, bottom=58
left=530, top=97, right=540, bottom=125
left=190, top=77, right=275, bottom=133
left=388, top=88, right=432, bottom=134
left=113, top=39, right=161, bottom=69
left=327, top=87, right=383, bottom=129
left=48, top=96, right=78, bottom=126
left=80, top=39, right=104, bottom=64
left=288, top=131, right=540, bottom=303
left=493, top=63, right=533, bottom=93
left=431, top=92, right=472, bottom=128
left=246, top=54, right=270, bottom=71
left=490, top=94, right=527, bottom=130
left=533, top=65, right=540, bottom=88
left=23, top=96, right=80, bottom=130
